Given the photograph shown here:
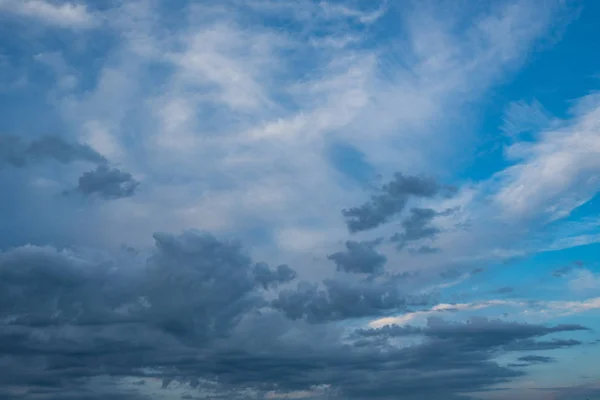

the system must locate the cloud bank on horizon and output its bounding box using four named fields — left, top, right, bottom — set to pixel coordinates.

left=1, top=0, right=600, bottom=399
